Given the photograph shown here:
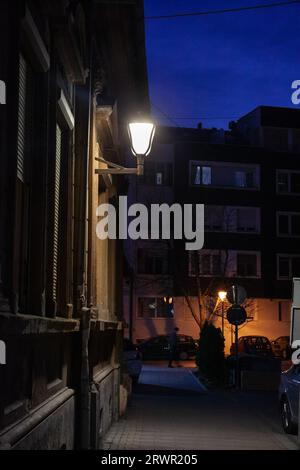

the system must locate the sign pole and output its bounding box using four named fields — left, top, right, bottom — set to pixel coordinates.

left=235, top=323, right=239, bottom=389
